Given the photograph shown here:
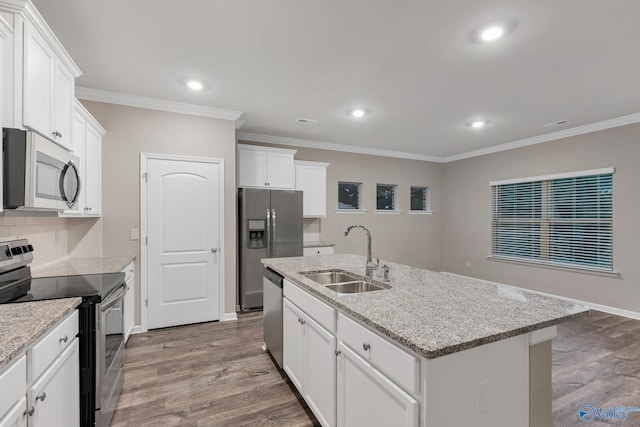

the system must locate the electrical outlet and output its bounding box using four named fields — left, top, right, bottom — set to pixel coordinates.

left=476, top=381, right=489, bottom=414
left=130, top=228, right=140, bottom=241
